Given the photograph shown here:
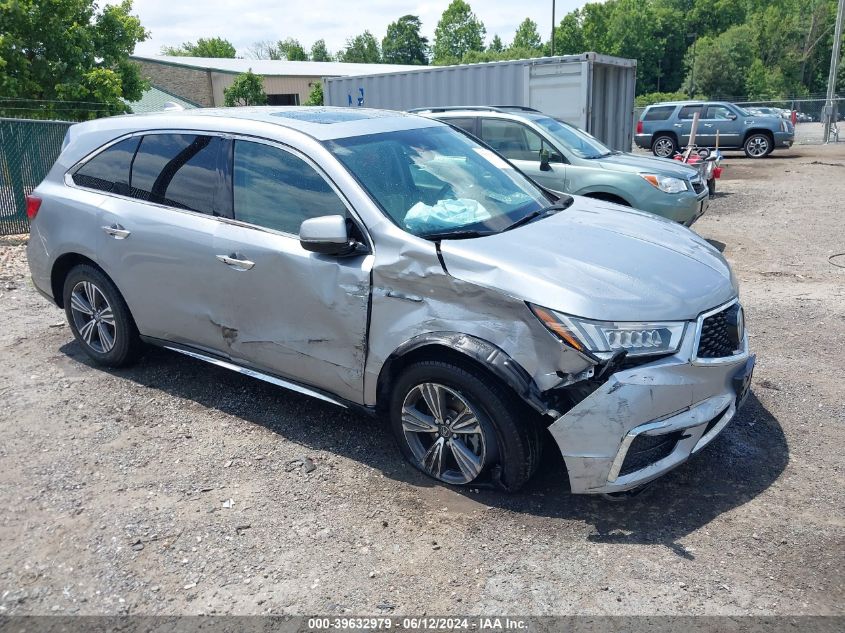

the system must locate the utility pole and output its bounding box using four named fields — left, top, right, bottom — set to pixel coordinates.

left=551, top=0, right=556, bottom=57
left=823, top=0, right=844, bottom=143
left=688, top=33, right=698, bottom=97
